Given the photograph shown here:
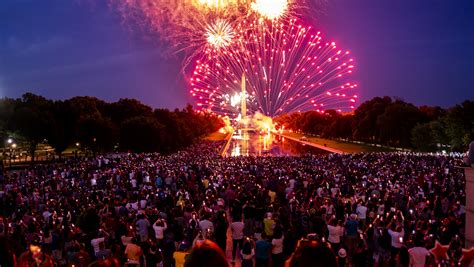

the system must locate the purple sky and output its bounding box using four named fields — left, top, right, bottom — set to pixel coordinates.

left=0, top=0, right=473, bottom=109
